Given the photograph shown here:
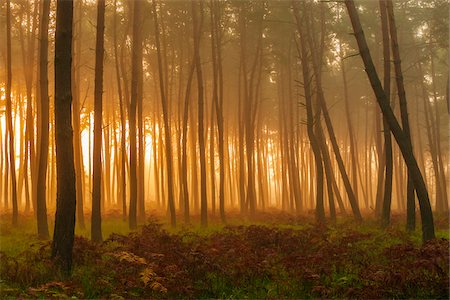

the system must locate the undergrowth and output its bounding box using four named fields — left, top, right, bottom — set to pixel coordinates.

left=0, top=213, right=448, bottom=299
